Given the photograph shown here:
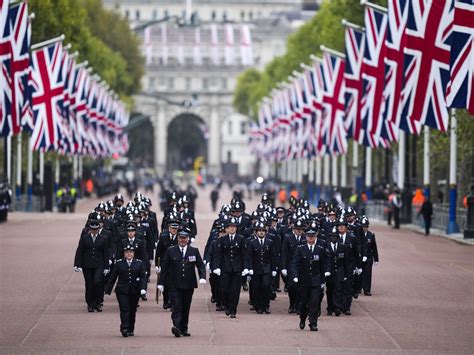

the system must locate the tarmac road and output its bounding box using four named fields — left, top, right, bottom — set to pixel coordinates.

left=0, top=186, right=473, bottom=354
